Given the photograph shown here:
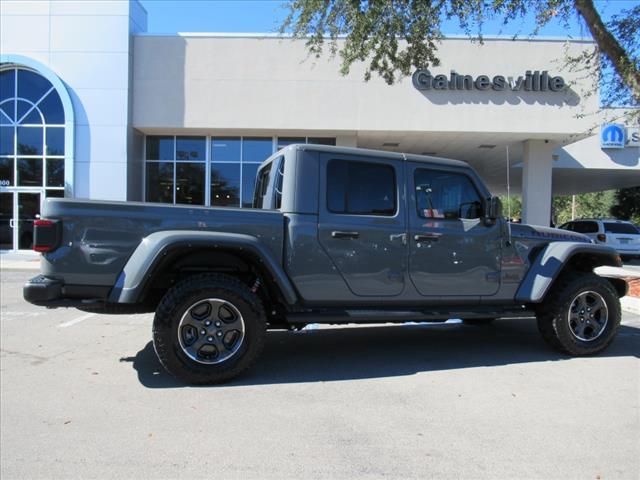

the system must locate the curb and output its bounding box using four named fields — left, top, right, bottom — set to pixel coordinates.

left=621, top=296, right=640, bottom=315
left=0, top=261, right=41, bottom=270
